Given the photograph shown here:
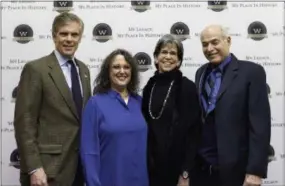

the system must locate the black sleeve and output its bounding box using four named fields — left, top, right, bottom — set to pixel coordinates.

left=246, top=65, right=271, bottom=178
left=141, top=83, right=149, bottom=120
left=180, top=78, right=202, bottom=174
